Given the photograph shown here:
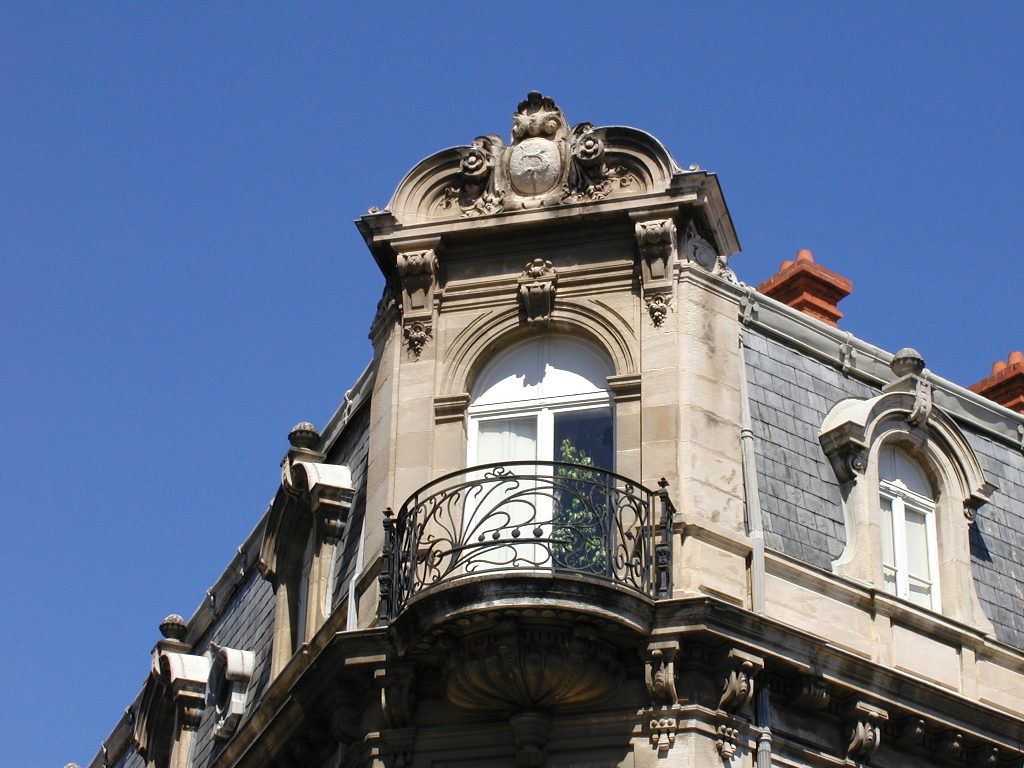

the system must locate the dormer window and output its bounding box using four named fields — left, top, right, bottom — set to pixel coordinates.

left=878, top=445, right=940, bottom=610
